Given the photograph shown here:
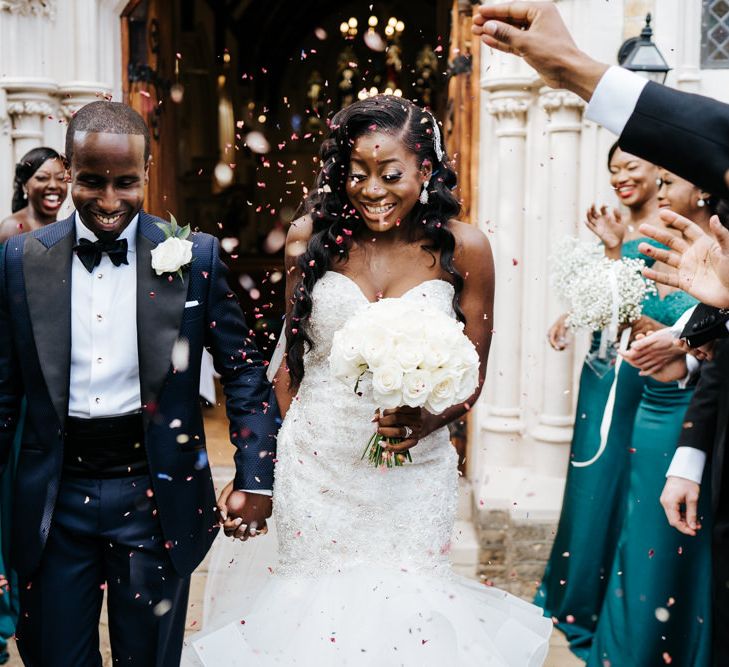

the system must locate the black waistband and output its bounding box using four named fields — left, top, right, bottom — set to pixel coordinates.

left=64, top=413, right=147, bottom=478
